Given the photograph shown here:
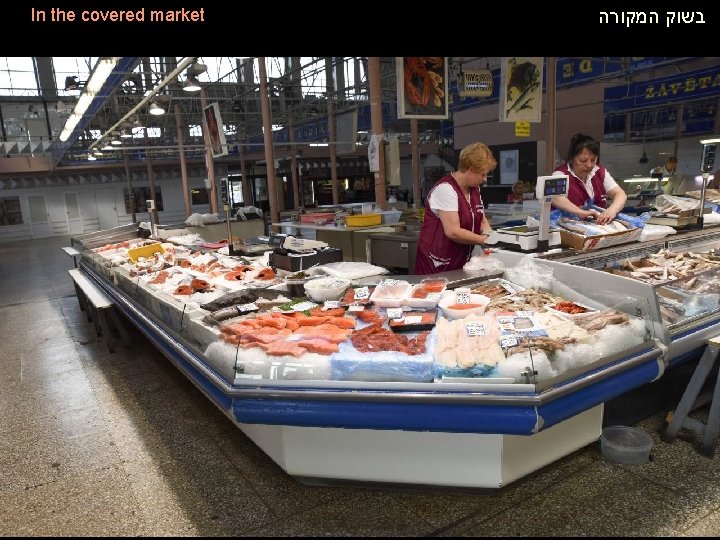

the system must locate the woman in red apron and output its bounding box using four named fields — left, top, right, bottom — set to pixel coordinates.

left=552, top=133, right=627, bottom=225
left=414, top=143, right=497, bottom=275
